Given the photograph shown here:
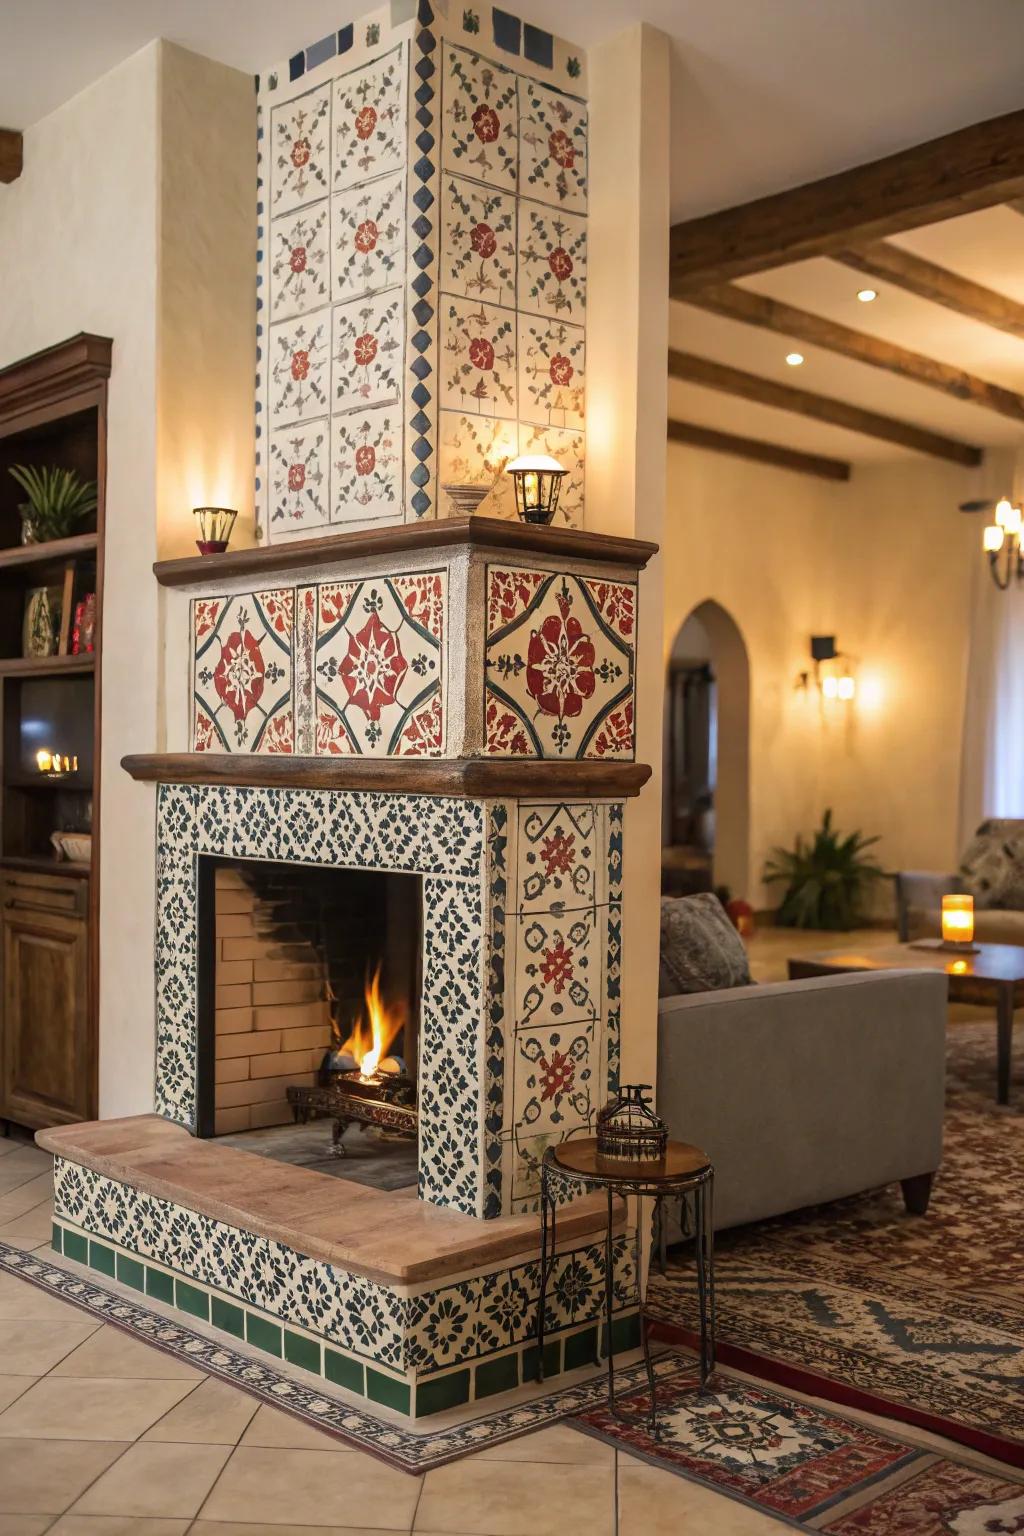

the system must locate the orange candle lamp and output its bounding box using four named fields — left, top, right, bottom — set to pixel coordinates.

left=941, top=893, right=974, bottom=948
